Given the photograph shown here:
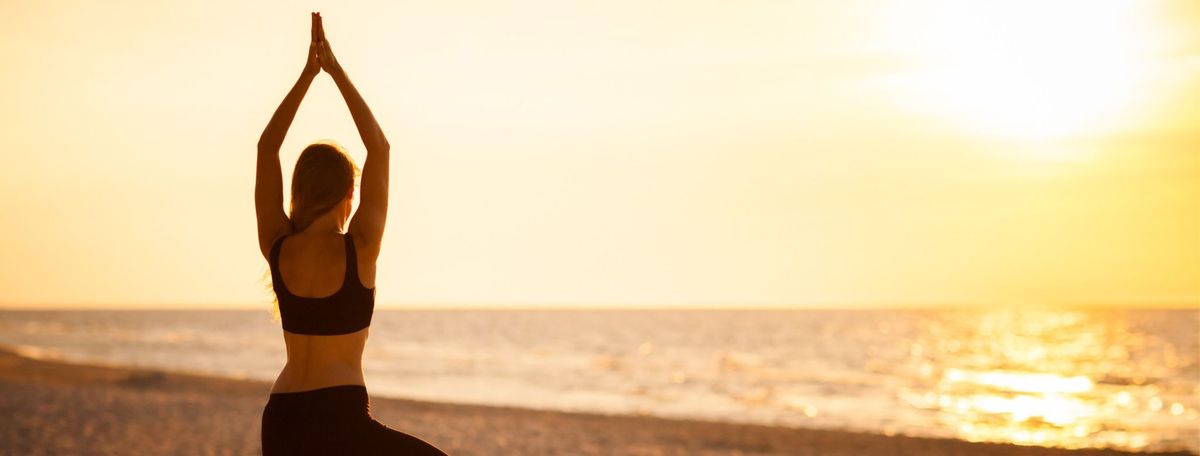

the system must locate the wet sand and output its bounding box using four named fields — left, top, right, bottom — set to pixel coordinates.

left=0, top=347, right=1193, bottom=456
